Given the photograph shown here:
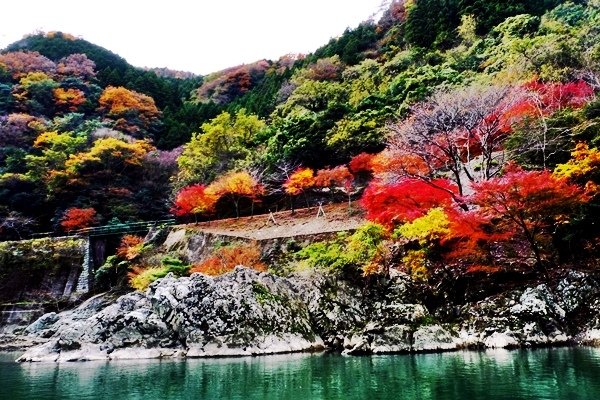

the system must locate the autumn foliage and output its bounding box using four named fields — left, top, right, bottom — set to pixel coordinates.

left=53, top=88, right=85, bottom=111
left=348, top=152, right=376, bottom=174
left=206, top=171, right=265, bottom=217
left=554, top=142, right=600, bottom=193
left=502, top=81, right=595, bottom=128
left=116, top=235, right=145, bottom=261
left=283, top=168, right=315, bottom=195
left=314, top=166, right=353, bottom=189
left=361, top=178, right=459, bottom=228
left=60, top=207, right=96, bottom=232
left=171, top=184, right=218, bottom=218
left=471, top=164, right=589, bottom=267
left=98, top=86, right=161, bottom=136
left=191, top=243, right=267, bottom=276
